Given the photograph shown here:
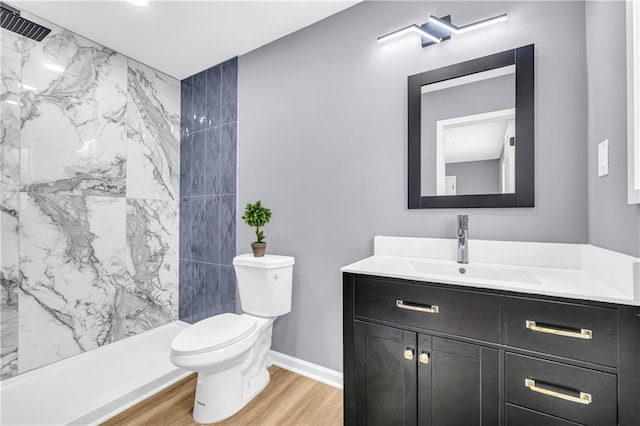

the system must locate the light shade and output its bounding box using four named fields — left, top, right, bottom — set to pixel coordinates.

left=429, top=13, right=507, bottom=35
left=378, top=24, right=441, bottom=44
